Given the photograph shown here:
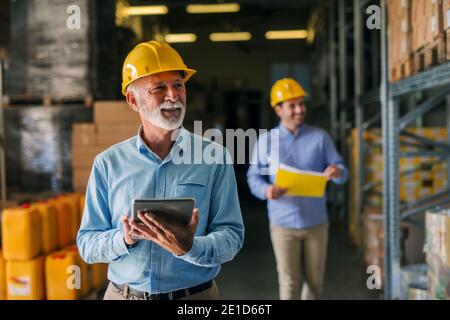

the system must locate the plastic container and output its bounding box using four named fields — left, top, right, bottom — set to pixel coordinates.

left=65, top=245, right=90, bottom=297
left=0, top=250, right=6, bottom=300
left=79, top=195, right=86, bottom=223
left=32, top=202, right=59, bottom=253
left=1, top=206, right=42, bottom=260
left=90, top=263, right=108, bottom=289
left=6, top=256, right=45, bottom=300
left=49, top=198, right=72, bottom=248
left=45, top=251, right=81, bottom=300
left=60, top=195, right=79, bottom=243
